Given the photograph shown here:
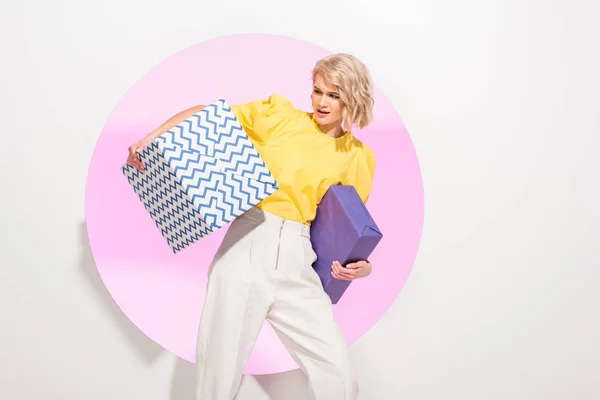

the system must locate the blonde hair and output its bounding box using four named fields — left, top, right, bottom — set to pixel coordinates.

left=311, top=53, right=374, bottom=131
